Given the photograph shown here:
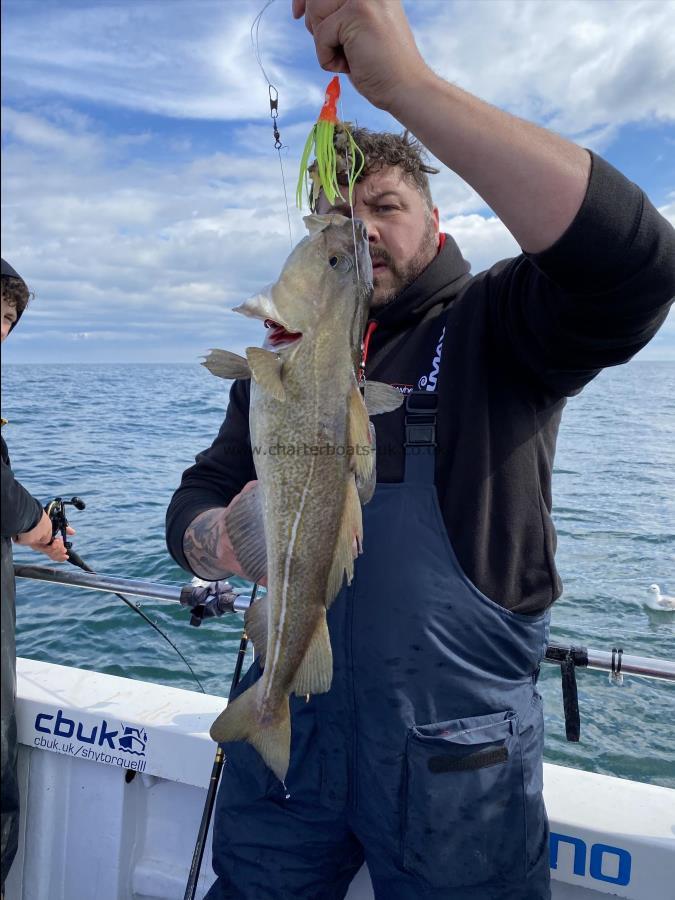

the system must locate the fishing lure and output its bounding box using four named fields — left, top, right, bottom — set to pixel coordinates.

left=296, top=76, right=364, bottom=211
